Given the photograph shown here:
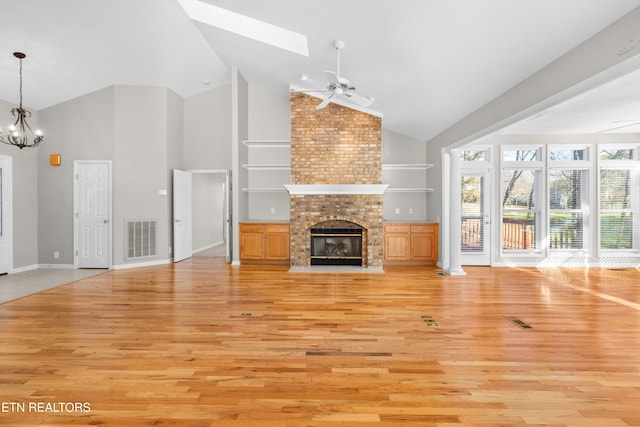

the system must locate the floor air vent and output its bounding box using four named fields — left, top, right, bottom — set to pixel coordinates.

left=126, top=219, right=158, bottom=260
left=421, top=315, right=439, bottom=327
left=505, top=316, right=533, bottom=329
